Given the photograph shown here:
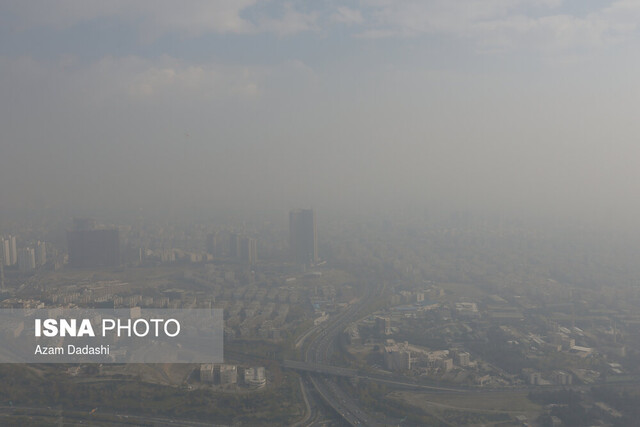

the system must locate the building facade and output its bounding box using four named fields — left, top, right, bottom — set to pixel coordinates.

left=18, top=247, right=36, bottom=273
left=240, top=236, right=257, bottom=266
left=67, top=223, right=120, bottom=268
left=289, top=209, right=318, bottom=264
